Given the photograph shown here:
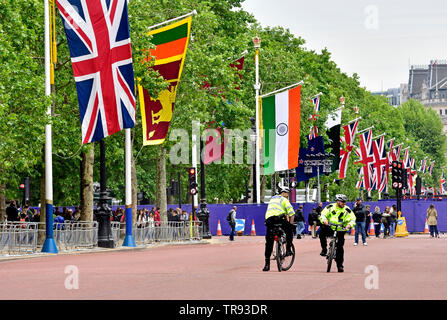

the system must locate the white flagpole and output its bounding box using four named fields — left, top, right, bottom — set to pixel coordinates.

left=254, top=40, right=261, bottom=204
left=42, top=0, right=57, bottom=253
left=123, top=128, right=136, bottom=246
left=260, top=81, right=304, bottom=99
left=147, top=10, right=197, bottom=30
